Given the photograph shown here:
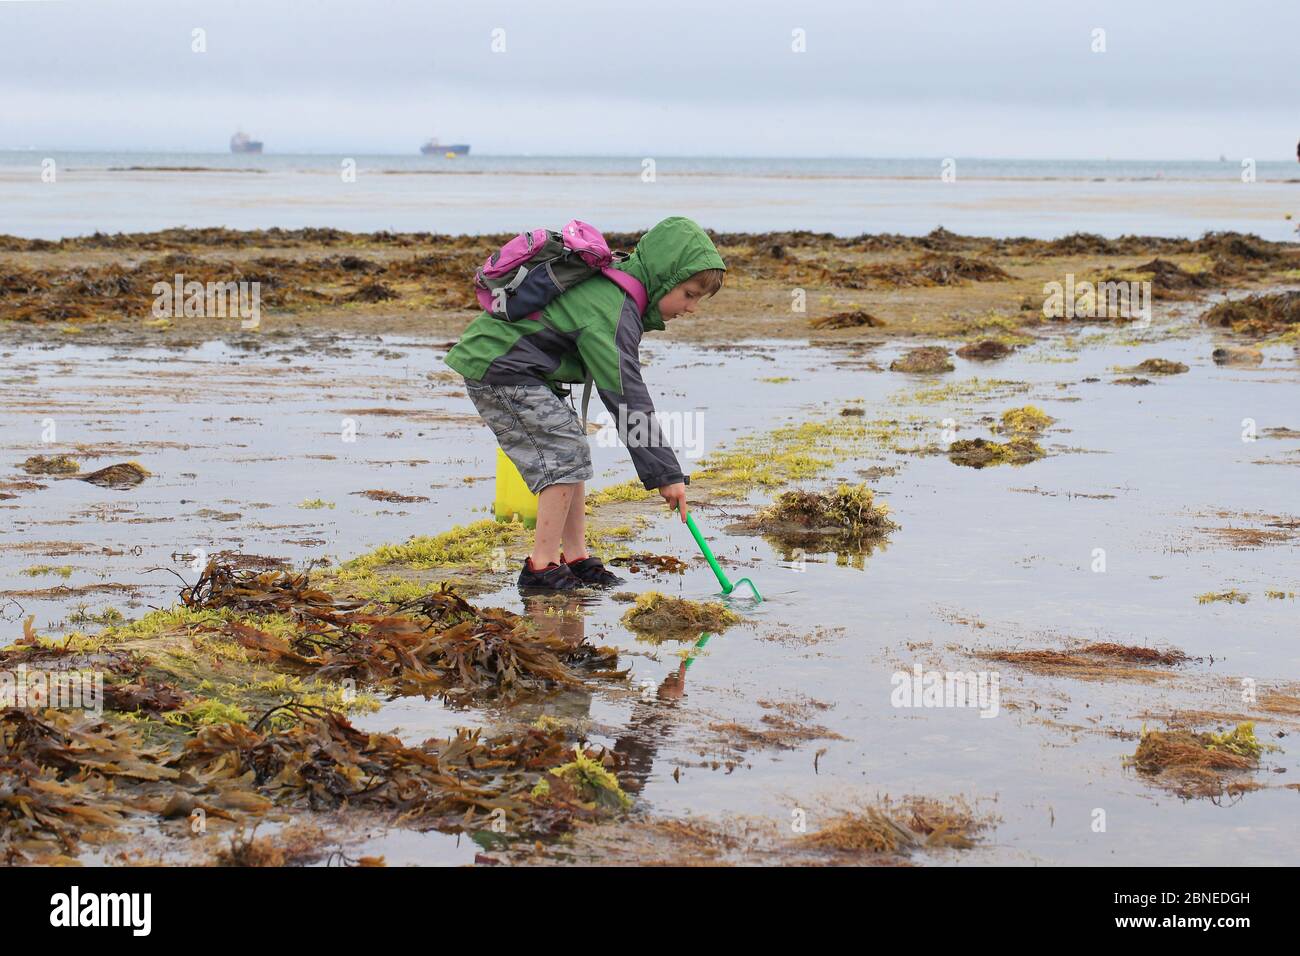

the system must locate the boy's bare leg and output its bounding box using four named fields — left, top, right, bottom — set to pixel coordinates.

left=530, top=482, right=578, bottom=568
left=561, top=480, right=588, bottom=562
